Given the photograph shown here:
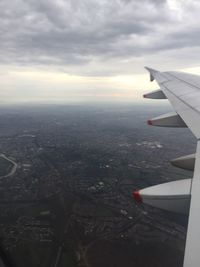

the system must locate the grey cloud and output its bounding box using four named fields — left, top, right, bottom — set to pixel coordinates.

left=0, top=0, right=200, bottom=75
